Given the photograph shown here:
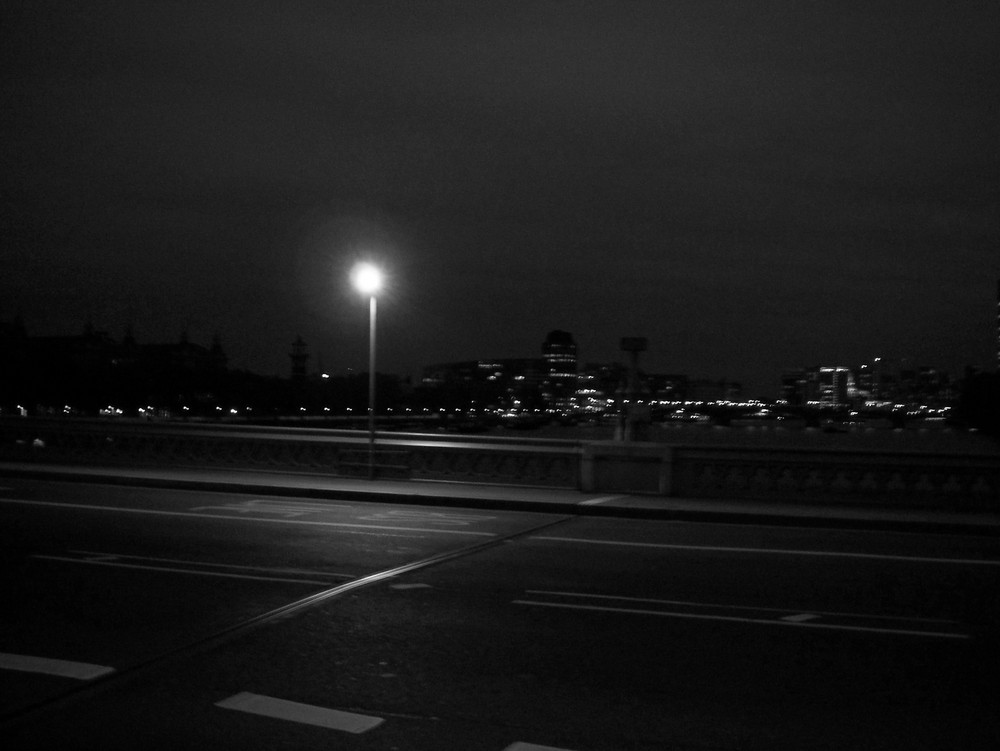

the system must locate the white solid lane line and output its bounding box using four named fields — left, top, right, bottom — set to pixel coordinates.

left=0, top=652, right=115, bottom=680
left=524, top=590, right=961, bottom=625
left=512, top=600, right=970, bottom=639
left=531, top=535, right=1000, bottom=566
left=31, top=555, right=347, bottom=586
left=68, top=549, right=355, bottom=579
left=215, top=692, right=383, bottom=733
